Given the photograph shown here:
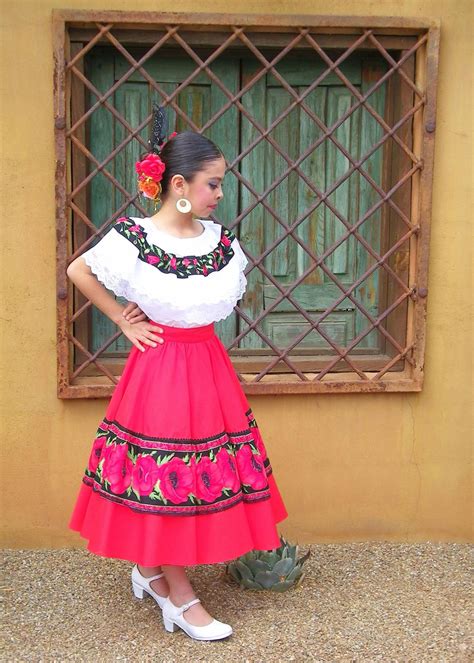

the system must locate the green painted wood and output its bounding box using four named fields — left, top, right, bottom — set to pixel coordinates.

left=265, top=55, right=362, bottom=87
left=239, top=63, right=267, bottom=349
left=208, top=59, right=239, bottom=345
left=297, top=87, right=326, bottom=281
left=87, top=49, right=124, bottom=354
left=112, top=81, right=150, bottom=352
left=241, top=56, right=387, bottom=352
left=354, top=59, right=387, bottom=349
